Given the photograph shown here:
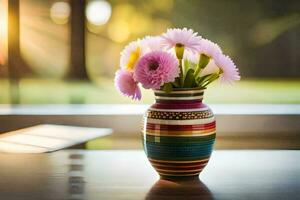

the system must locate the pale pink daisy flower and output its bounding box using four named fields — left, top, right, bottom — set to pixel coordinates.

left=215, top=54, right=240, bottom=83
left=141, top=36, right=163, bottom=52
left=160, top=28, right=202, bottom=53
left=120, top=40, right=145, bottom=71
left=115, top=69, right=142, bottom=100
left=134, top=51, right=179, bottom=89
left=198, top=39, right=222, bottom=59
